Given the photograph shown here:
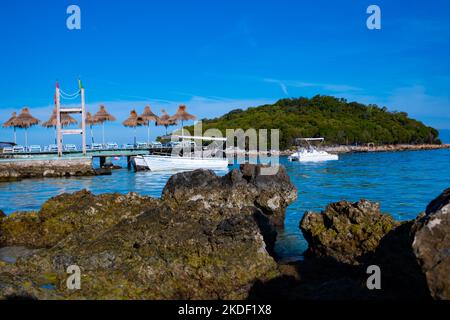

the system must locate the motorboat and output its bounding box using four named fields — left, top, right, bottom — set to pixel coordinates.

left=288, top=138, right=338, bottom=162
left=132, top=135, right=229, bottom=172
